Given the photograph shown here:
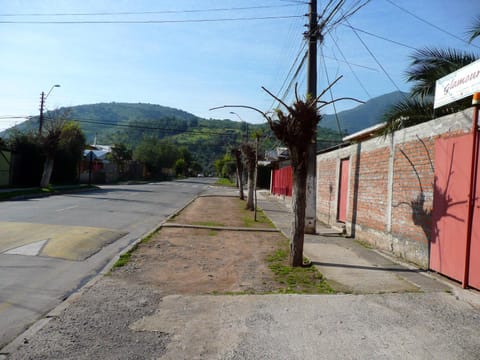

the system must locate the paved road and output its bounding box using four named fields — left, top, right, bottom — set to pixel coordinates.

left=0, top=178, right=214, bottom=348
